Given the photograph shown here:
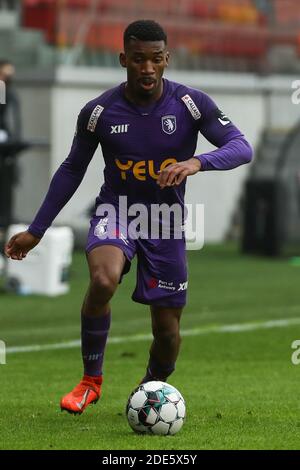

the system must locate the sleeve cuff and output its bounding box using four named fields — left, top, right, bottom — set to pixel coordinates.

left=193, top=155, right=207, bottom=171
left=27, top=226, right=44, bottom=239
